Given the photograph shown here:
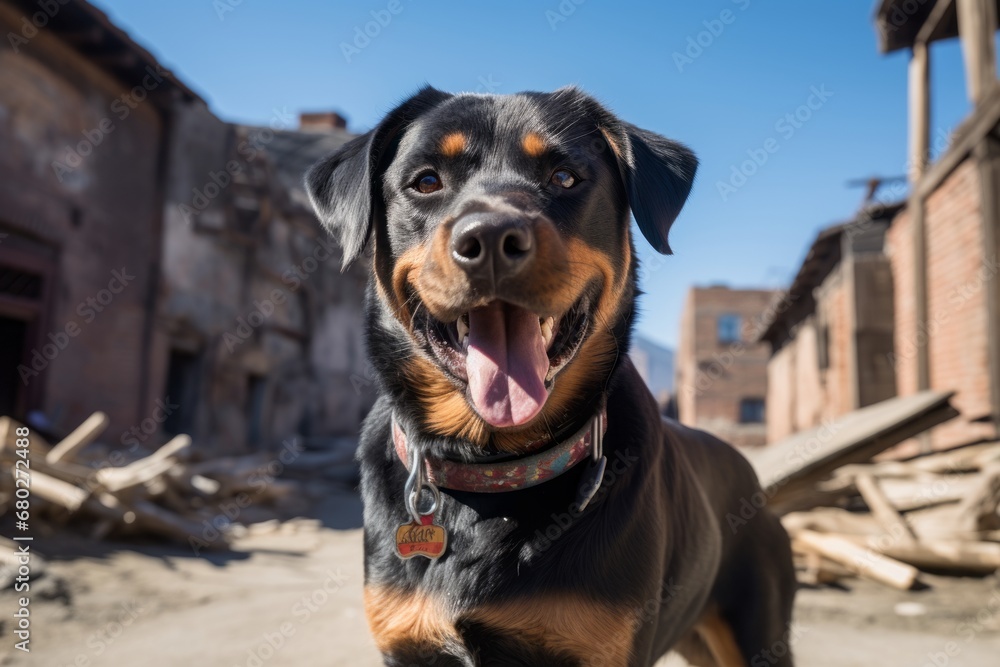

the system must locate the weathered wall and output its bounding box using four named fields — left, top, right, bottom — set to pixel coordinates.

left=0, top=3, right=164, bottom=441
left=158, top=105, right=372, bottom=453
left=886, top=158, right=994, bottom=450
